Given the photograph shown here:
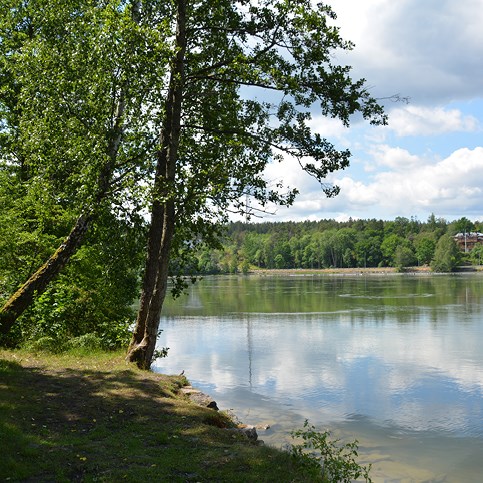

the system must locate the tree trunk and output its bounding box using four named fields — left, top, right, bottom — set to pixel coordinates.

left=0, top=82, right=127, bottom=335
left=0, top=213, right=92, bottom=334
left=126, top=0, right=186, bottom=369
left=127, top=200, right=176, bottom=368
left=128, top=198, right=165, bottom=349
